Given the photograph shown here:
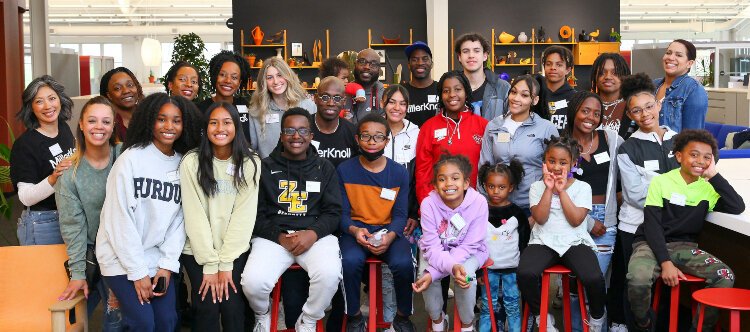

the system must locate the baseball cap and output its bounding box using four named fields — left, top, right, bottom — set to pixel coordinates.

left=405, top=41, right=432, bottom=59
